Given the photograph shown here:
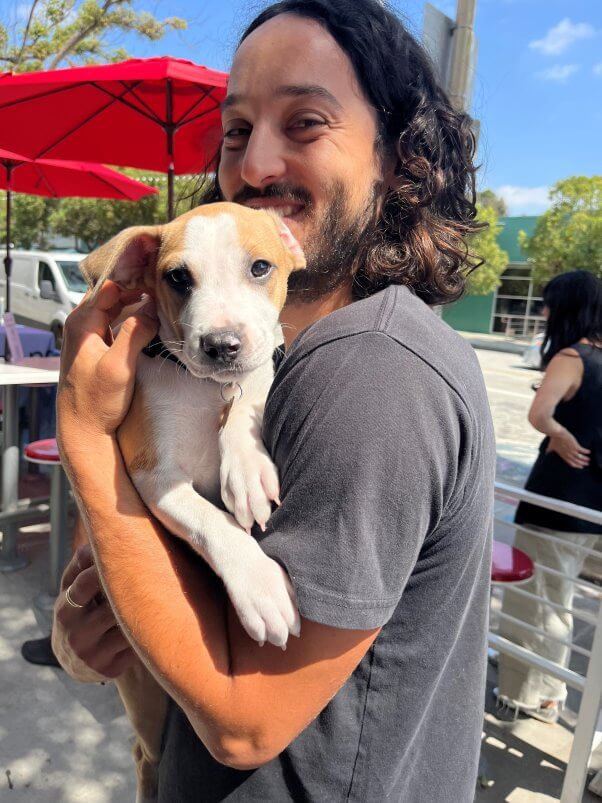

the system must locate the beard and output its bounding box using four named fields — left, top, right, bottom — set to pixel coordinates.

left=231, top=179, right=377, bottom=304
